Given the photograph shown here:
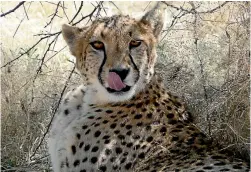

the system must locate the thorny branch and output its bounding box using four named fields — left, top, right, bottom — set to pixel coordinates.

left=0, top=1, right=25, bottom=17
left=73, top=2, right=103, bottom=26
left=62, top=2, right=70, bottom=22
left=69, top=1, right=83, bottom=24
left=22, top=3, right=29, bottom=20
left=13, top=2, right=32, bottom=38
left=1, top=2, right=103, bottom=68
left=45, top=1, right=66, bottom=9
left=109, top=2, right=121, bottom=13
left=161, top=1, right=230, bottom=41
left=44, top=2, right=61, bottom=28
left=35, top=33, right=60, bottom=76
left=1, top=34, right=52, bottom=68
left=162, top=1, right=229, bottom=14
